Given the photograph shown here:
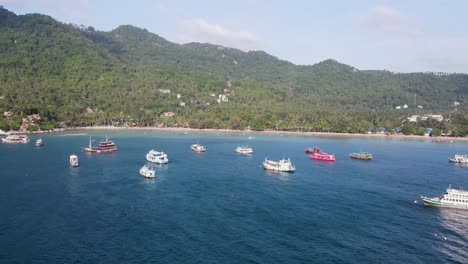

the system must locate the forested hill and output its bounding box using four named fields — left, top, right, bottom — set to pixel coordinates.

left=0, top=7, right=467, bottom=133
